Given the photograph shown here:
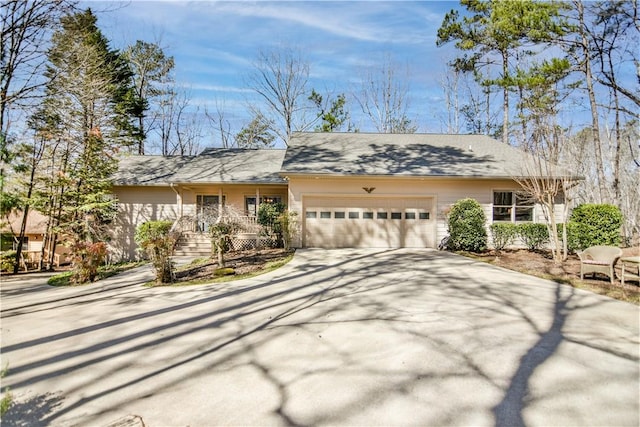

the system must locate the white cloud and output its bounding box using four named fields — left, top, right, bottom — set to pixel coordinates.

left=213, top=1, right=430, bottom=44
